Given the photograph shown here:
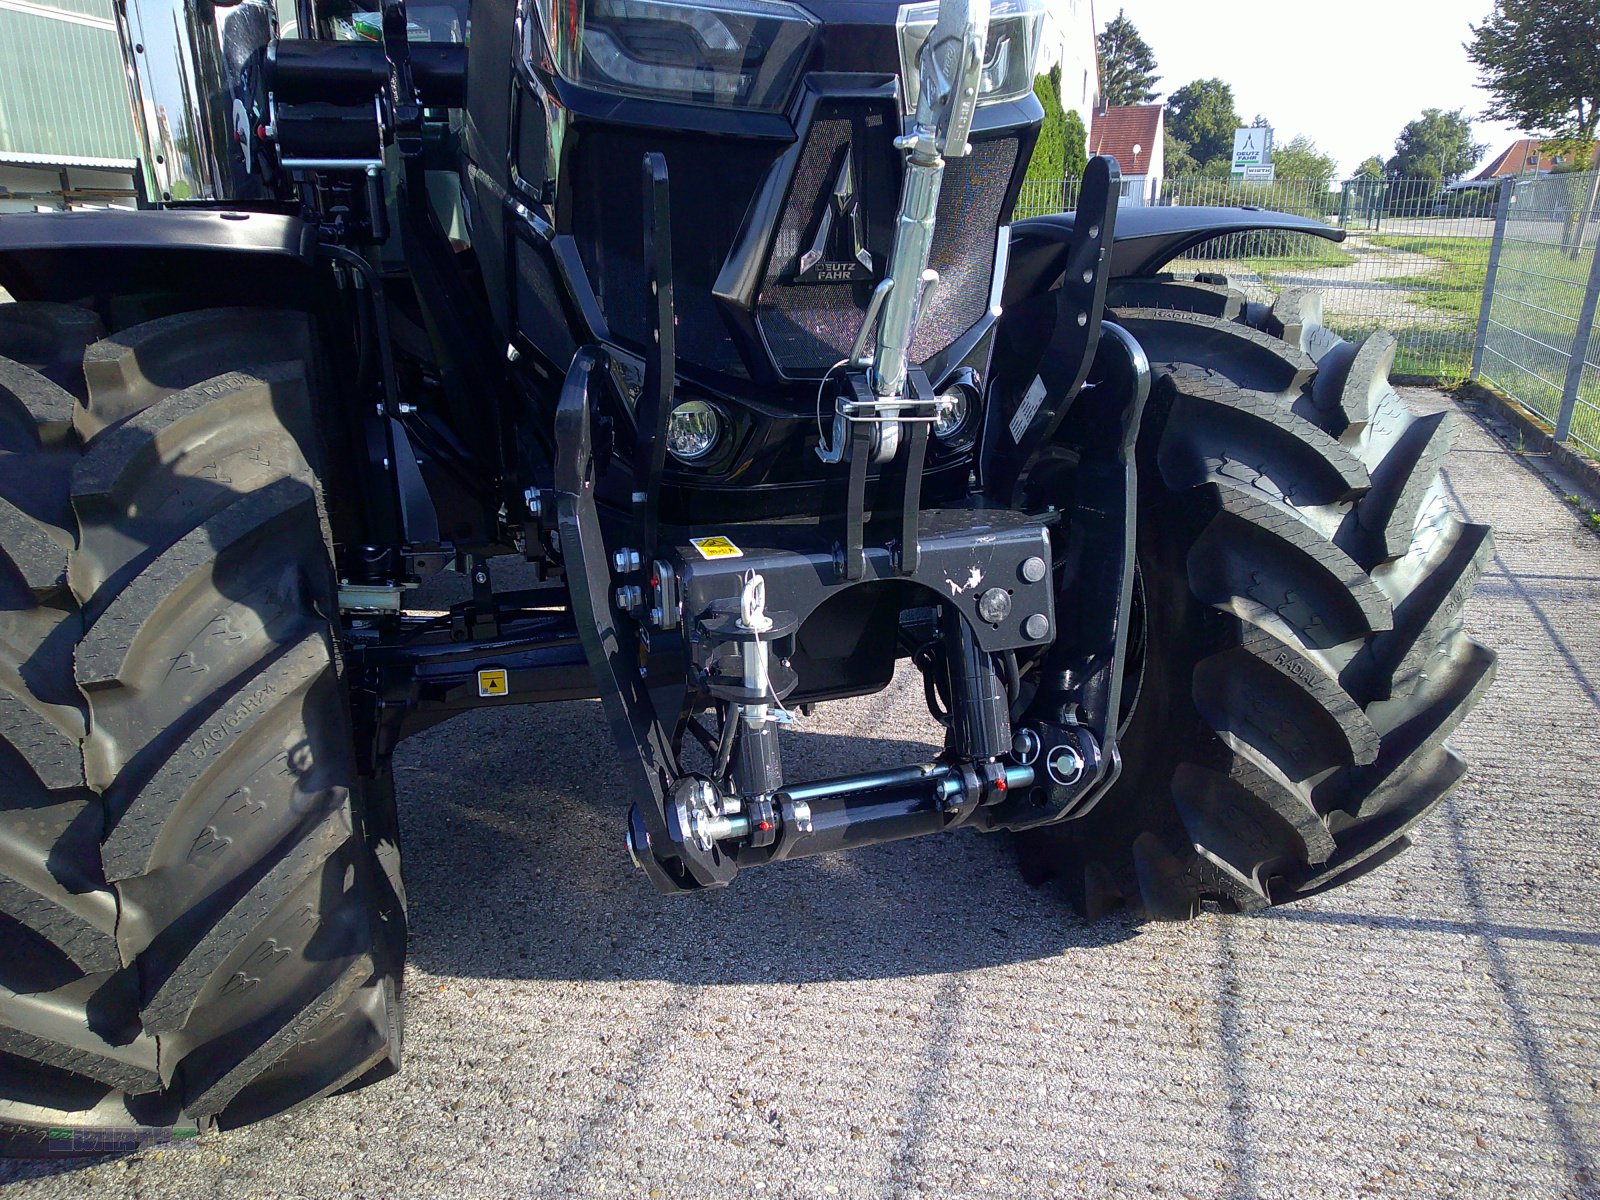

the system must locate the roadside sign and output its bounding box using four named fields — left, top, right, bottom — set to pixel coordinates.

left=1231, top=127, right=1274, bottom=175
left=1243, top=164, right=1276, bottom=183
